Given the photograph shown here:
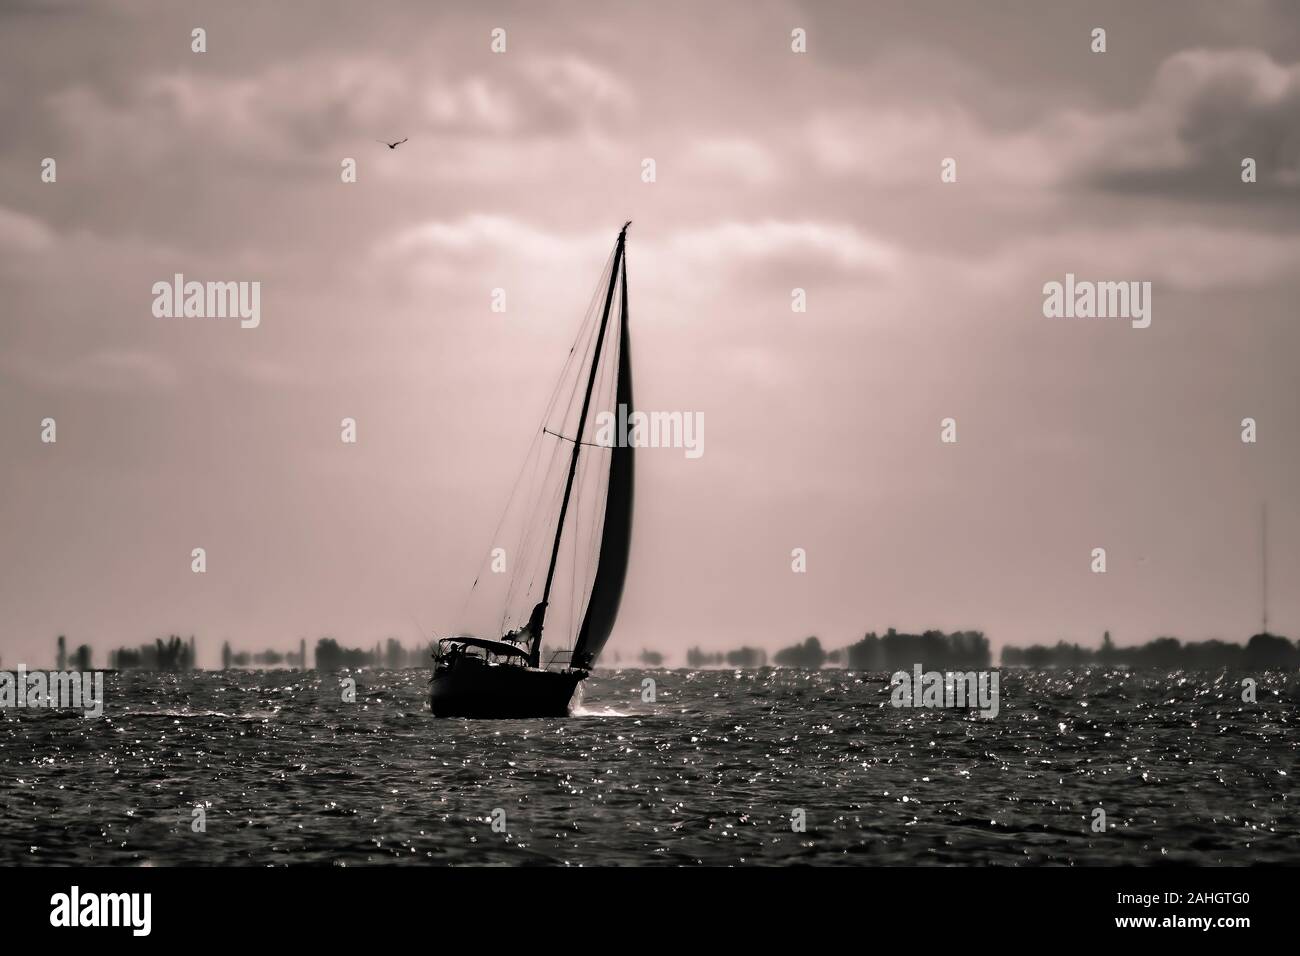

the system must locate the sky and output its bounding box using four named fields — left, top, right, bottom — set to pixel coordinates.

left=1, top=0, right=1298, bottom=667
